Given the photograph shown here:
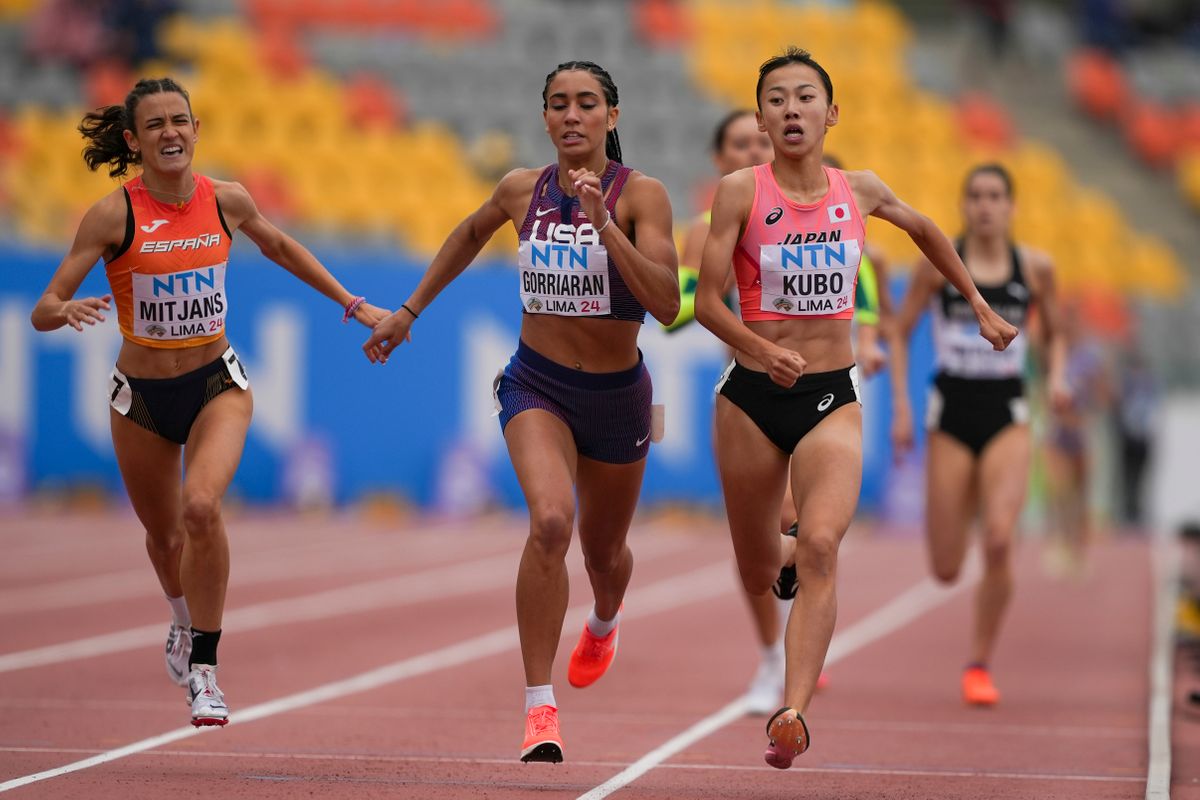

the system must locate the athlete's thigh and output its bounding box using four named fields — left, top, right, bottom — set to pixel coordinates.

left=976, top=424, right=1032, bottom=545
left=789, top=403, right=862, bottom=539
left=181, top=386, right=253, bottom=498
left=576, top=455, right=646, bottom=560
left=111, top=408, right=183, bottom=532
left=925, top=431, right=978, bottom=572
left=714, top=395, right=790, bottom=573
left=503, top=409, right=578, bottom=520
